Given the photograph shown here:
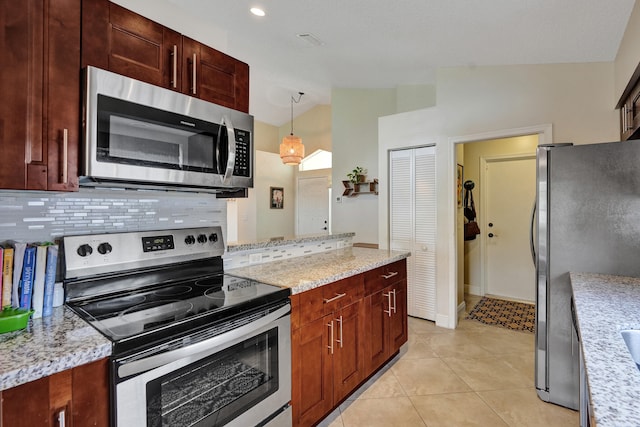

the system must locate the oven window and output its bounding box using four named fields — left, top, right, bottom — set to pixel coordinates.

left=97, top=95, right=222, bottom=173
left=146, top=327, right=279, bottom=427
